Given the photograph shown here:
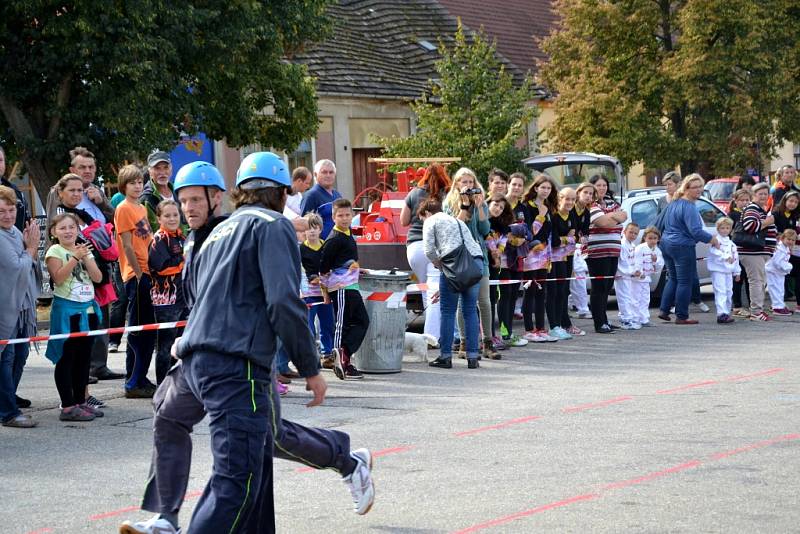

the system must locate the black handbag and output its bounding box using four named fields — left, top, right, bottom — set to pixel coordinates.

left=439, top=221, right=483, bottom=292
left=732, top=218, right=767, bottom=249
